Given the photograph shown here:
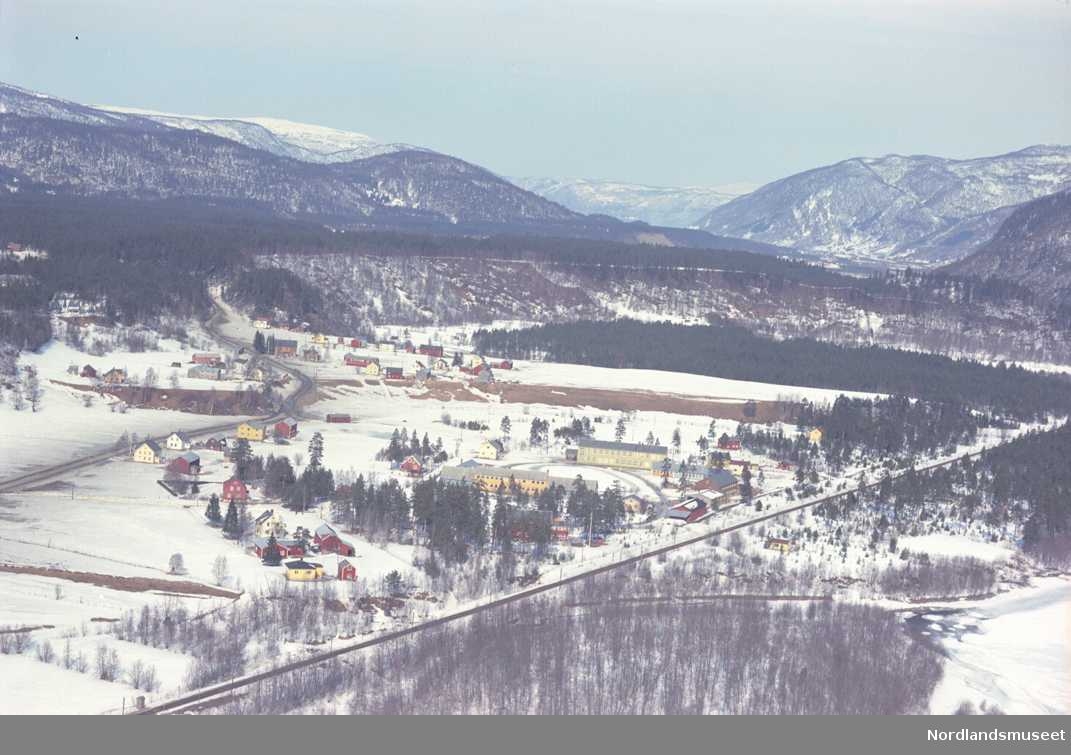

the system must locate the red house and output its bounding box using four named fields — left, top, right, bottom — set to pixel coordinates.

left=274, top=418, right=299, bottom=439
left=718, top=437, right=742, bottom=451
left=418, top=344, right=444, bottom=358
left=349, top=338, right=363, bottom=348
left=192, top=353, right=222, bottom=366
left=496, top=360, right=514, bottom=370
left=665, top=498, right=708, bottom=524
left=337, top=559, right=358, bottom=581
left=326, top=413, right=352, bottom=424
left=80, top=364, right=98, bottom=379
left=221, top=477, right=249, bottom=502
left=383, top=366, right=403, bottom=380
left=314, top=523, right=355, bottom=556
left=167, top=452, right=201, bottom=476
left=344, top=354, right=366, bottom=367
left=400, top=455, right=424, bottom=477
